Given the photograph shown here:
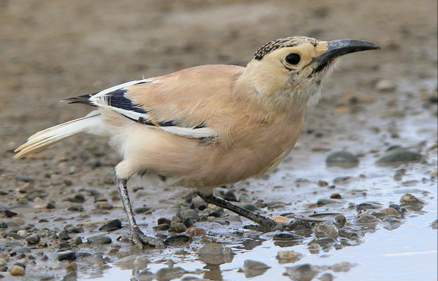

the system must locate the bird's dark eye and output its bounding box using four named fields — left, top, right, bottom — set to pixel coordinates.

left=285, top=53, right=301, bottom=65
